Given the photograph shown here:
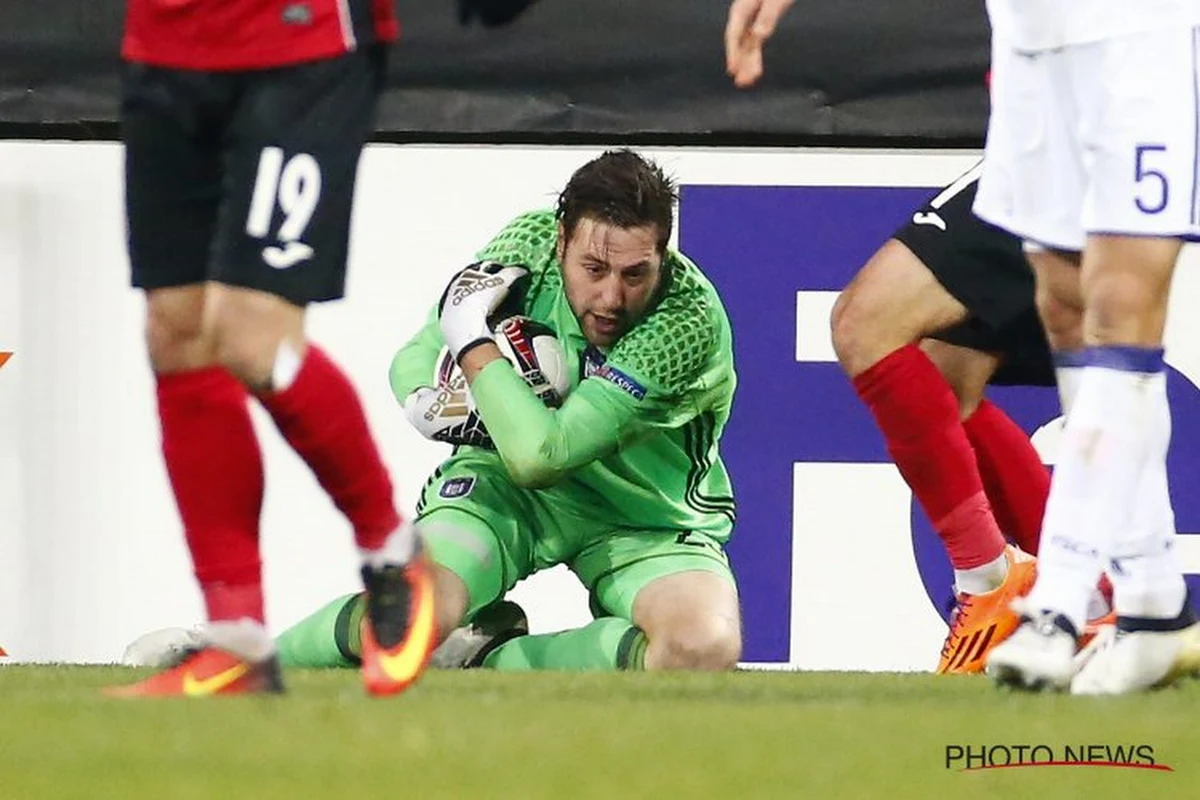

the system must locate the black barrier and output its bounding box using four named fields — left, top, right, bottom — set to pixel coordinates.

left=0, top=0, right=990, bottom=144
